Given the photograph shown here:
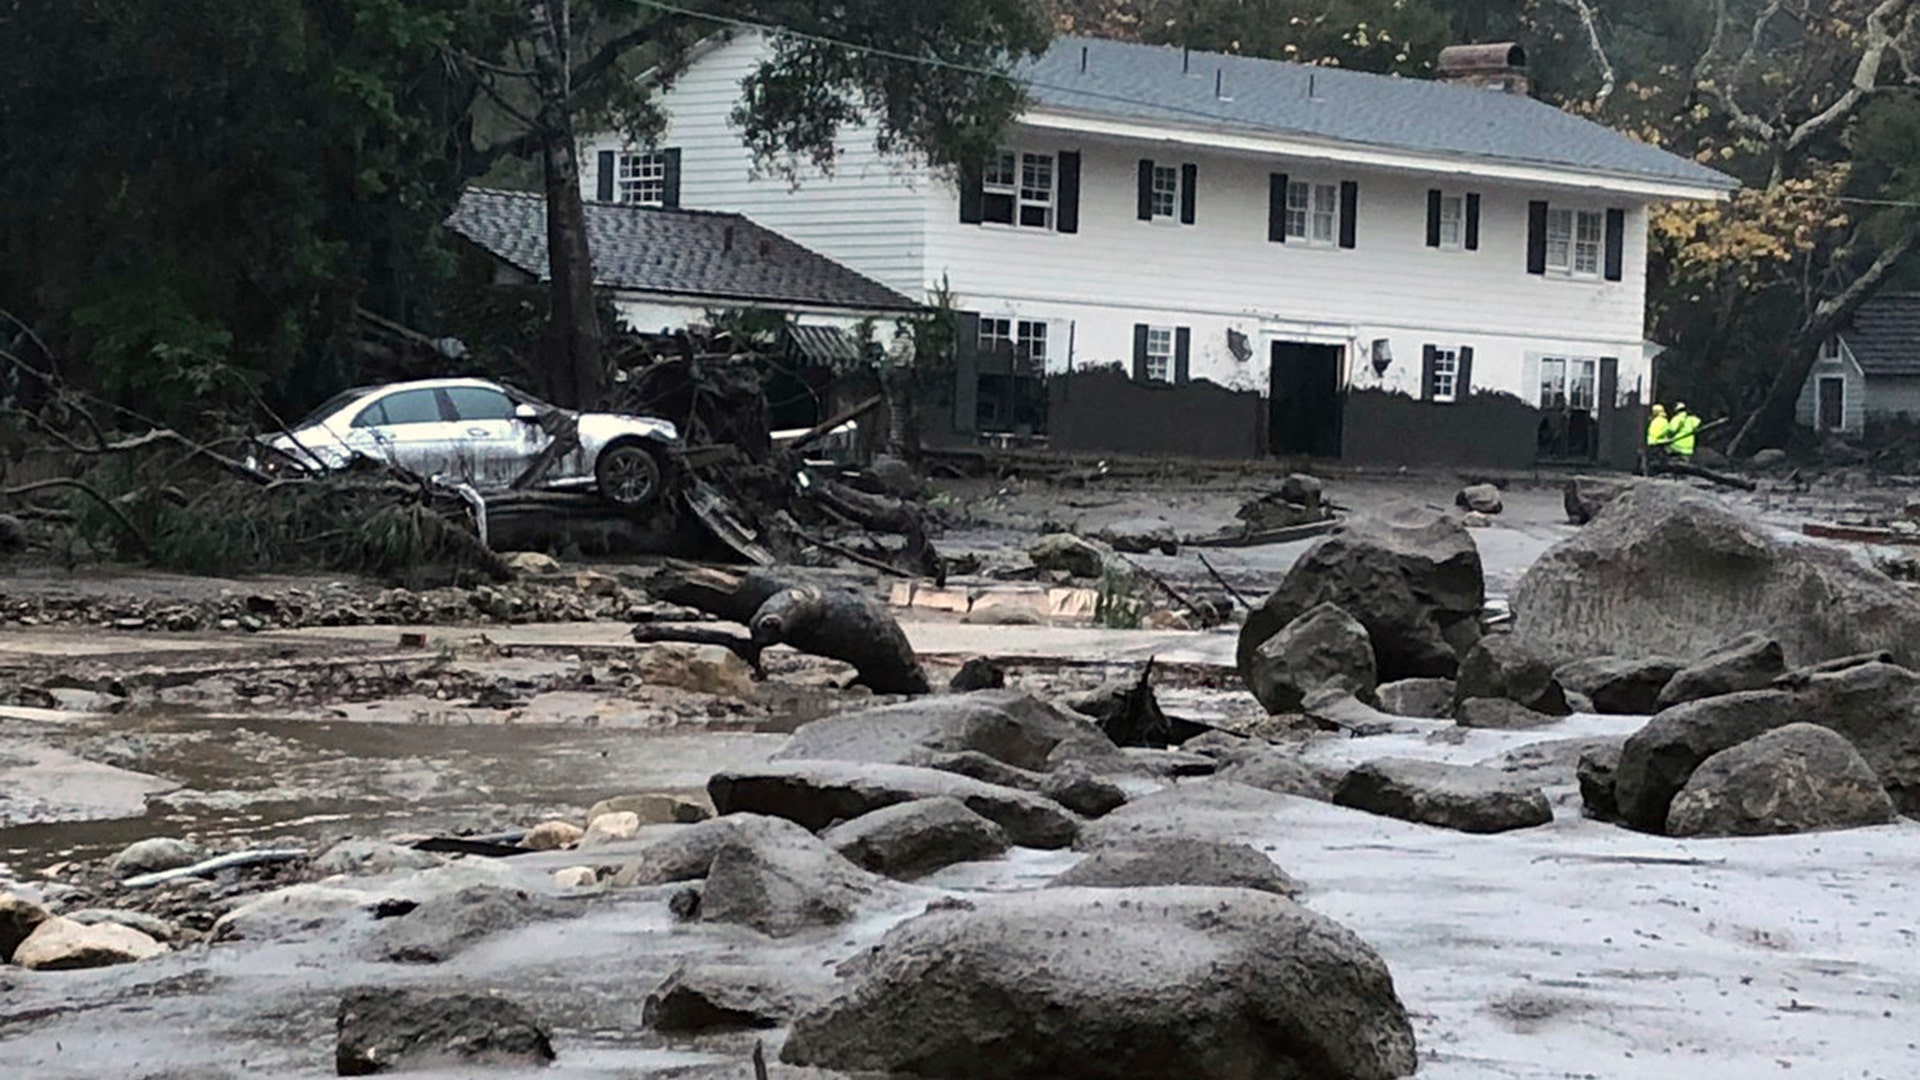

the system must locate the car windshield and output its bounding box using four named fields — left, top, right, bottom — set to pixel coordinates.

left=289, top=388, right=374, bottom=432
